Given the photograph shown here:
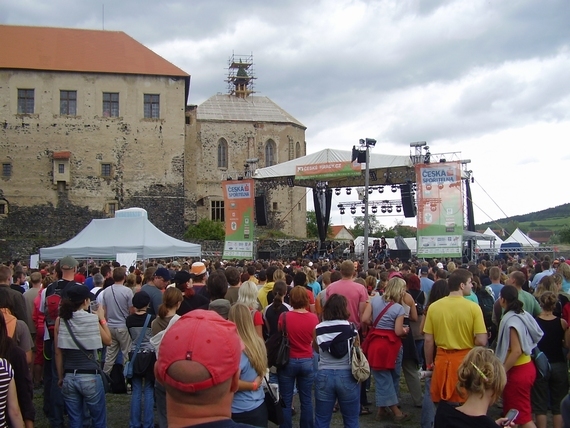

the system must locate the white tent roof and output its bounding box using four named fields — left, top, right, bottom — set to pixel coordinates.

left=40, top=216, right=201, bottom=260
left=482, top=227, right=504, bottom=244
left=503, top=228, right=539, bottom=247
left=253, top=148, right=413, bottom=188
